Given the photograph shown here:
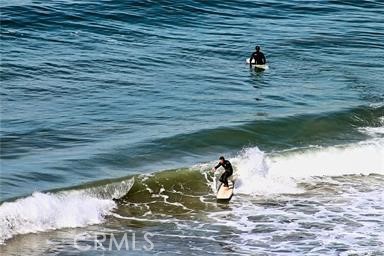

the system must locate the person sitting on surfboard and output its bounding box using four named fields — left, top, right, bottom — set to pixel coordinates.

left=249, top=45, right=266, bottom=66
left=212, top=156, right=233, bottom=187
